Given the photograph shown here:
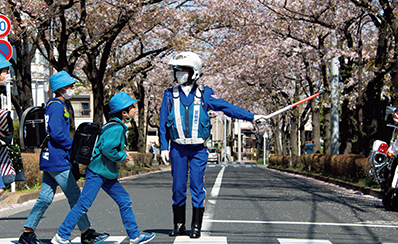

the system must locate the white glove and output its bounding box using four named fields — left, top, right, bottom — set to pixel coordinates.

left=161, top=150, right=170, bottom=166
left=253, top=115, right=267, bottom=123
